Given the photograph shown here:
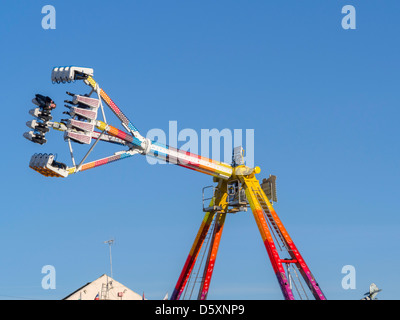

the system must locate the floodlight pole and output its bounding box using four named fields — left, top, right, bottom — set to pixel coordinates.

left=104, top=239, right=115, bottom=278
